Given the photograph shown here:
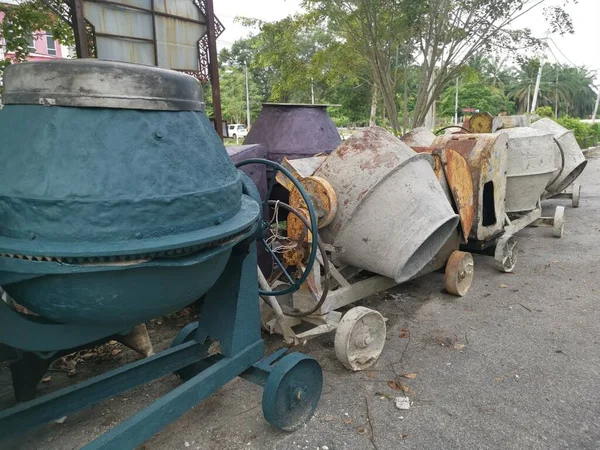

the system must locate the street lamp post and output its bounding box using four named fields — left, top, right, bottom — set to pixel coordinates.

left=245, top=62, right=251, bottom=129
